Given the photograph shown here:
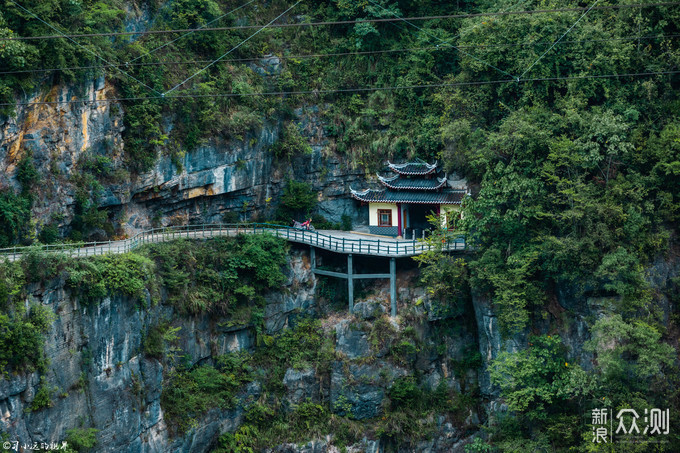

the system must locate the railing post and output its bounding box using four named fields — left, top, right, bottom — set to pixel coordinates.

left=390, top=257, right=397, bottom=317
left=347, top=254, right=354, bottom=314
